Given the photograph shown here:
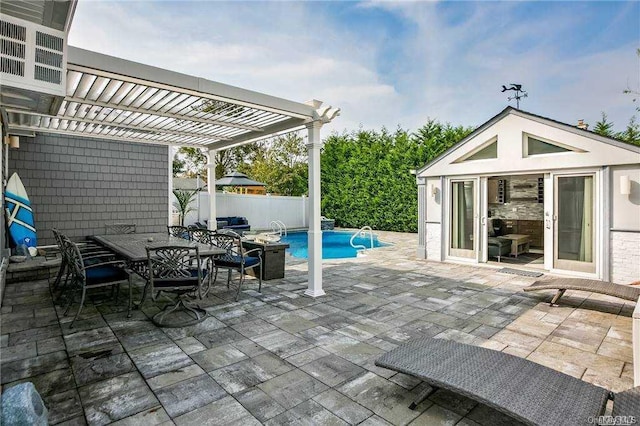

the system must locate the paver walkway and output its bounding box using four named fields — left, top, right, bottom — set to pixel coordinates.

left=0, top=231, right=635, bottom=425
